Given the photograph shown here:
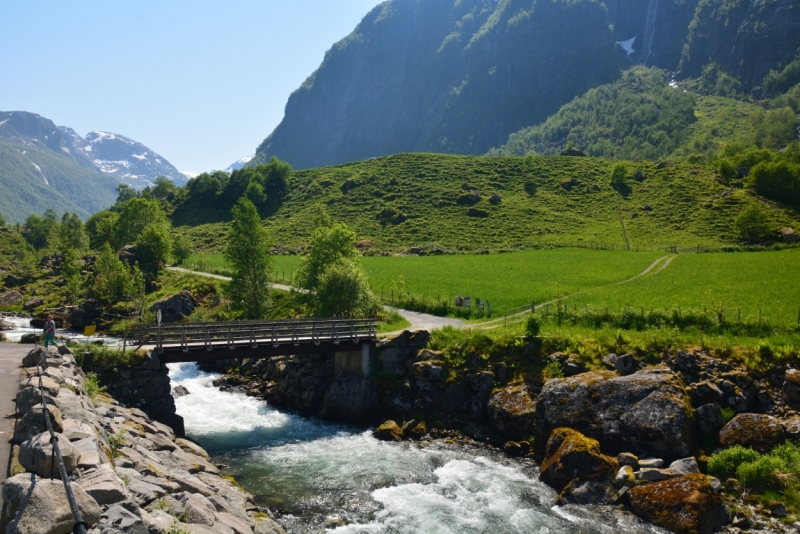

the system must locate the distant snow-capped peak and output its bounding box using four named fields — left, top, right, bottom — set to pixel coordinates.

left=225, top=155, right=254, bottom=172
